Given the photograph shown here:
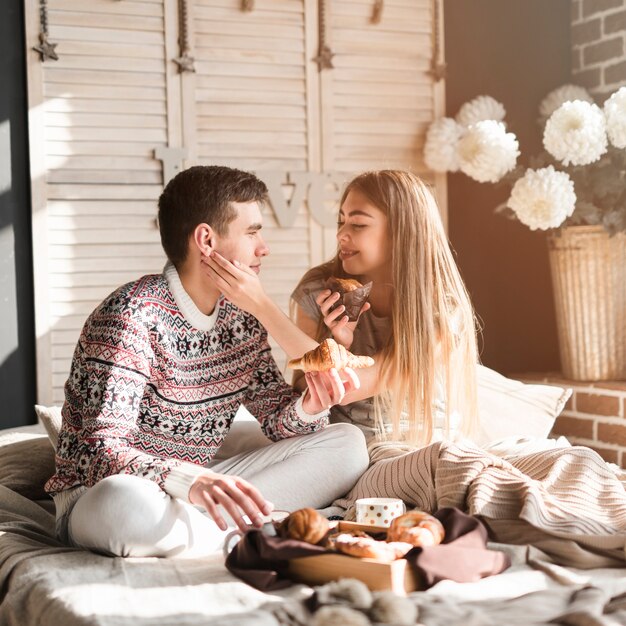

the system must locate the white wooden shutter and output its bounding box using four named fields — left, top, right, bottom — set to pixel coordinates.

left=328, top=0, right=439, bottom=176
left=26, top=0, right=175, bottom=403
left=188, top=0, right=315, bottom=370
left=26, top=0, right=445, bottom=402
